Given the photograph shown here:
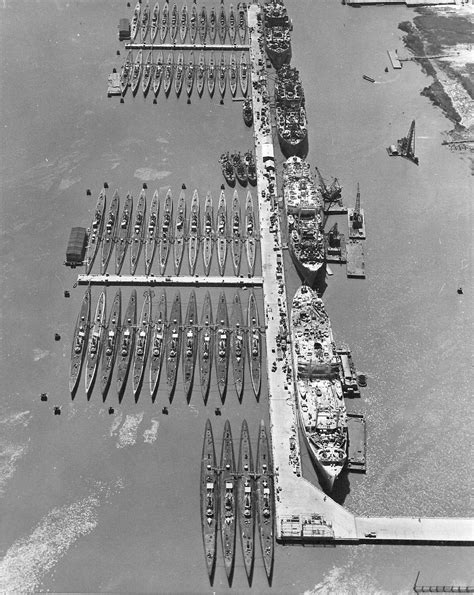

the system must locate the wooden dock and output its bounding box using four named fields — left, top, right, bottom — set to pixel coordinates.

left=107, top=72, right=121, bottom=96
left=76, top=274, right=263, bottom=287
left=346, top=240, right=365, bottom=278
left=347, top=414, right=366, bottom=472
left=388, top=49, right=402, bottom=69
